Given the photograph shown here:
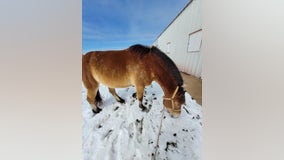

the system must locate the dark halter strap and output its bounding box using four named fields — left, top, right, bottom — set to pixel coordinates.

left=163, top=86, right=181, bottom=111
